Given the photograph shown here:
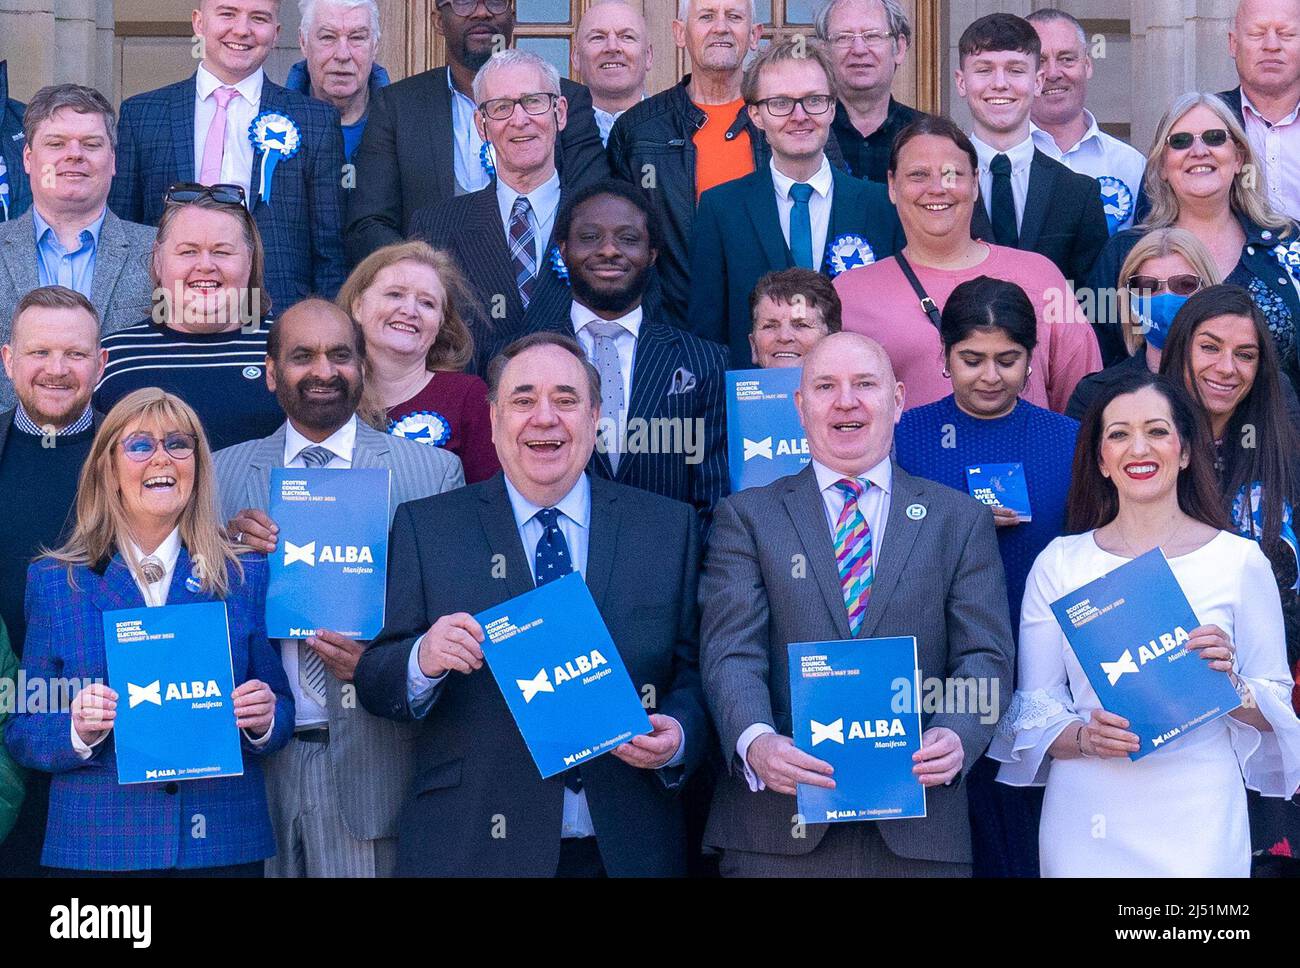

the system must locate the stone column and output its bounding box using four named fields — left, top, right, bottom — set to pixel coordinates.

left=53, top=0, right=98, bottom=87
left=0, top=0, right=57, bottom=100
